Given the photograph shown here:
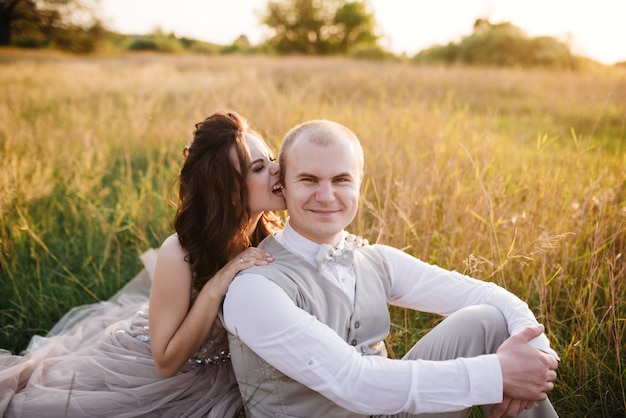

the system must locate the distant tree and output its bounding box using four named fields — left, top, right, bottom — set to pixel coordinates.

left=333, top=1, right=377, bottom=52
left=128, top=29, right=184, bottom=53
left=0, top=0, right=20, bottom=45
left=414, top=19, right=578, bottom=70
left=260, top=0, right=379, bottom=55
left=222, top=34, right=255, bottom=54
left=459, top=21, right=528, bottom=66
left=0, top=0, right=103, bottom=52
